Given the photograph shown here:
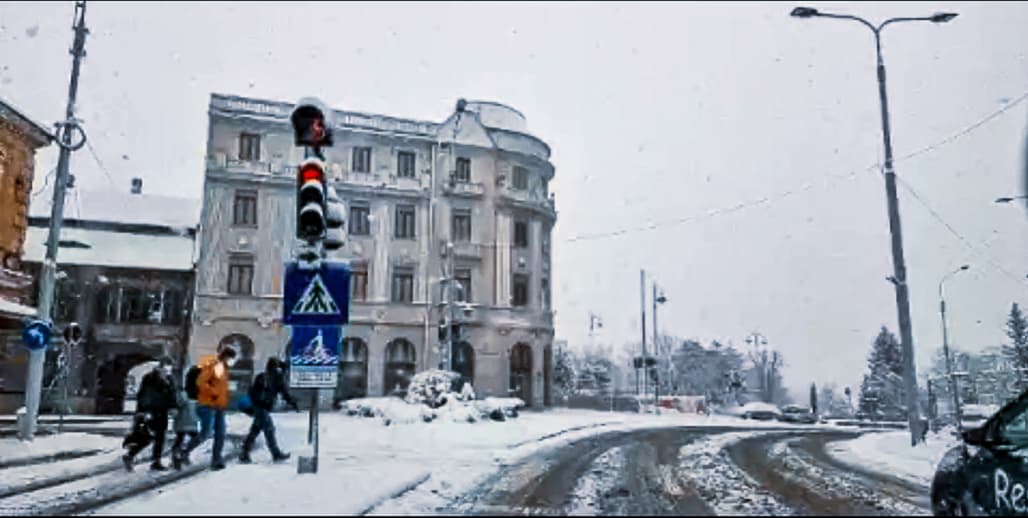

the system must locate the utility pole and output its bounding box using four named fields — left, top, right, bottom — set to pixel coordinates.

left=22, top=0, right=89, bottom=440
left=639, top=269, right=647, bottom=410
left=789, top=5, right=959, bottom=447
left=652, top=283, right=658, bottom=406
